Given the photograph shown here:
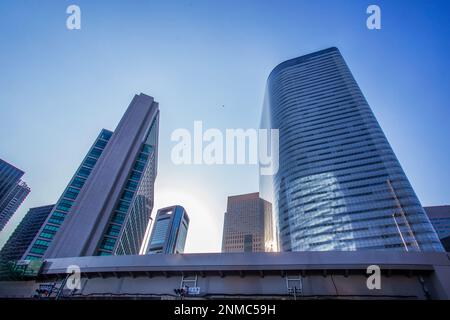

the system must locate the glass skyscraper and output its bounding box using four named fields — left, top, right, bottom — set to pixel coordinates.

left=1, top=204, right=54, bottom=263
left=43, top=93, right=159, bottom=258
left=260, top=47, right=443, bottom=252
left=99, top=114, right=158, bottom=256
left=0, top=159, right=24, bottom=200
left=147, top=205, right=189, bottom=254
left=424, top=206, right=450, bottom=251
left=23, top=130, right=113, bottom=260
left=0, top=159, right=30, bottom=232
